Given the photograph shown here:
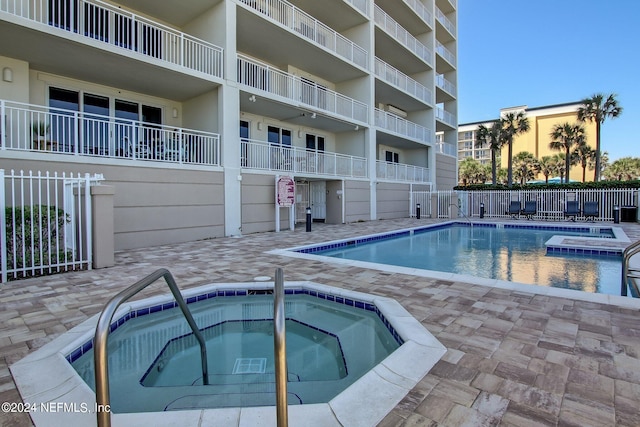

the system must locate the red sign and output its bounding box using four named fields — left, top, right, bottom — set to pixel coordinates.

left=277, top=176, right=295, bottom=207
